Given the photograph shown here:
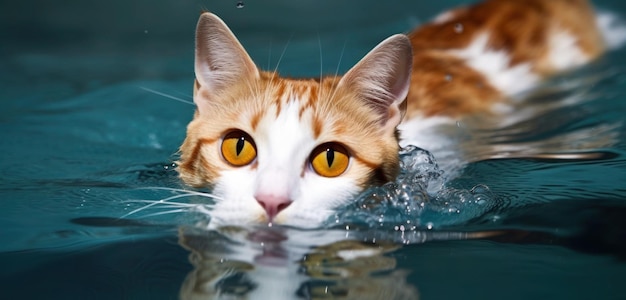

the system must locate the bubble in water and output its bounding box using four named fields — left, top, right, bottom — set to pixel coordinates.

left=236, top=1, right=244, bottom=8
left=332, top=146, right=442, bottom=227
left=331, top=145, right=499, bottom=231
